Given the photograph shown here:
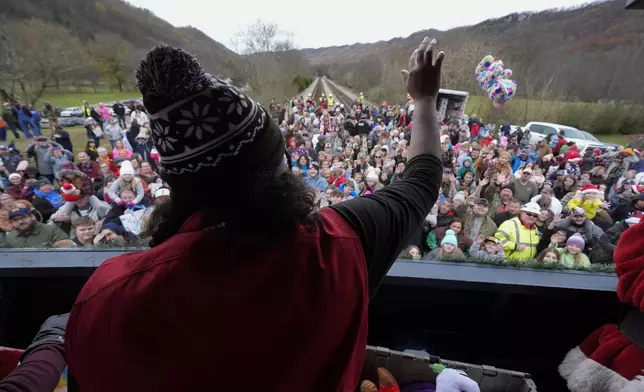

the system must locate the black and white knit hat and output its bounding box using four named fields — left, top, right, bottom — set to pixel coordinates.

left=136, top=46, right=284, bottom=187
